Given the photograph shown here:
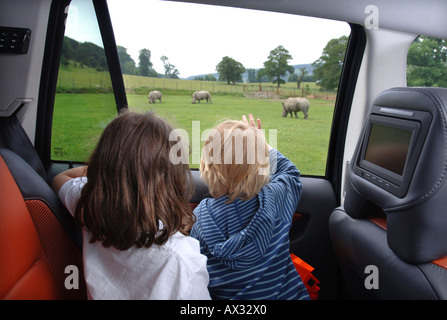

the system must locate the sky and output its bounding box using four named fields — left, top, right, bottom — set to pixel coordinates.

left=66, top=0, right=350, bottom=79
